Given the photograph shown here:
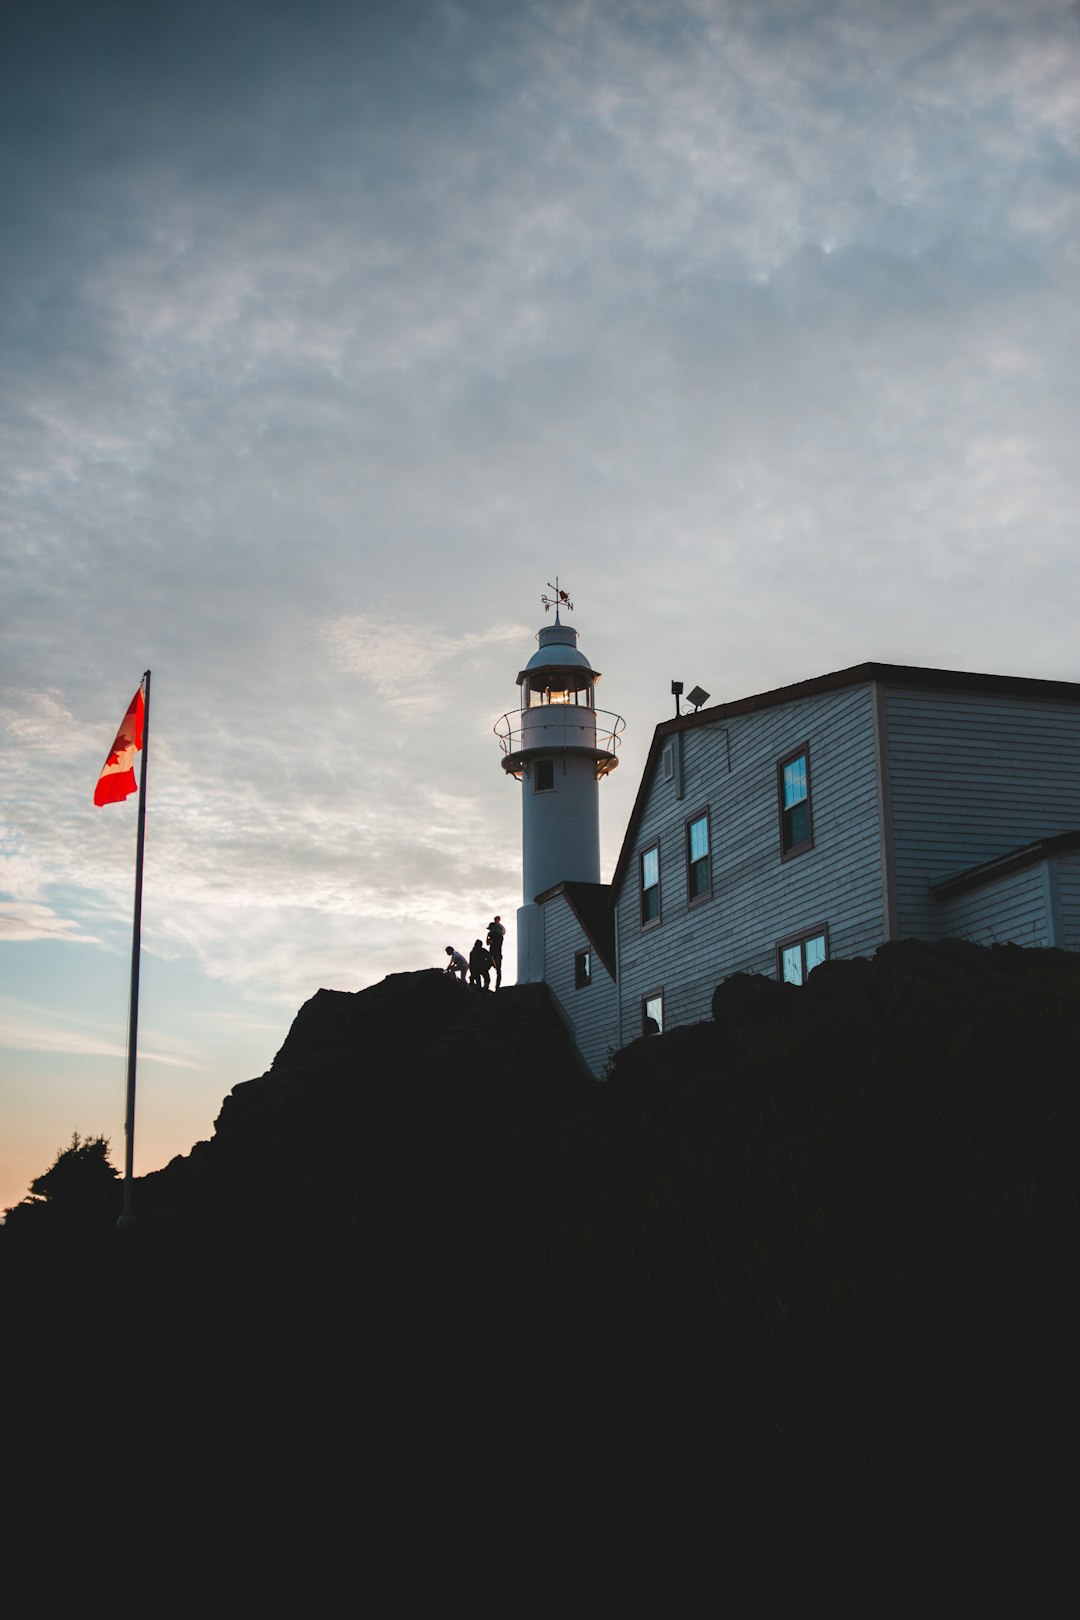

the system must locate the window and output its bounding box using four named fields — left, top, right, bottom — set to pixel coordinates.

left=640, top=843, right=660, bottom=927
left=777, top=926, right=829, bottom=985
left=642, top=991, right=663, bottom=1035
left=533, top=759, right=555, bottom=793
left=529, top=680, right=591, bottom=707
left=686, top=811, right=711, bottom=903
left=575, top=949, right=591, bottom=989
left=778, top=745, right=813, bottom=857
